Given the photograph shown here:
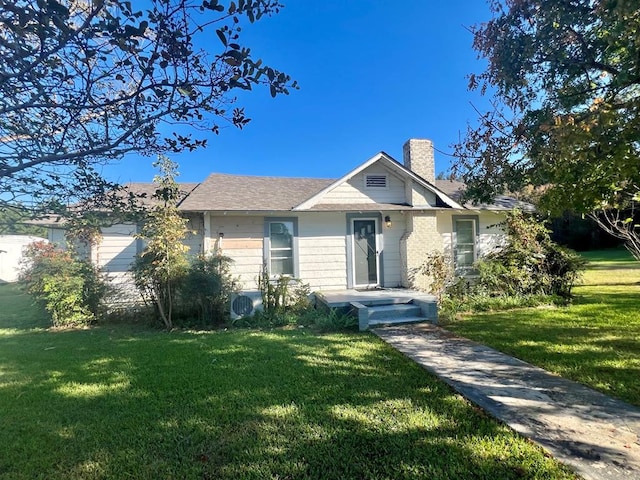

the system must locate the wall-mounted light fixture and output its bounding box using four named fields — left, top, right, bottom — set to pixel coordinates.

left=384, top=215, right=392, bottom=228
